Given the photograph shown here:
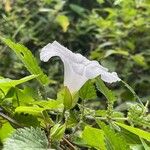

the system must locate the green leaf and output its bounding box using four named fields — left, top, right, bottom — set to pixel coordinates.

left=79, top=80, right=97, bottom=100
left=116, top=122, right=150, bottom=141
left=51, top=124, right=66, bottom=141
left=119, top=128, right=141, bottom=144
left=0, top=75, right=37, bottom=88
left=15, top=104, right=59, bottom=125
left=32, top=99, right=63, bottom=110
left=3, top=127, right=49, bottom=150
left=1, top=38, right=50, bottom=85
left=104, top=50, right=129, bottom=58
left=56, top=15, right=69, bottom=32
left=97, top=0, right=104, bottom=4
left=69, top=4, right=85, bottom=16
left=130, top=144, right=144, bottom=150
left=0, top=122, right=14, bottom=141
left=131, top=54, right=148, bottom=67
left=82, top=126, right=106, bottom=149
left=96, top=78, right=116, bottom=102
left=97, top=121, right=129, bottom=150
left=0, top=75, right=37, bottom=96
left=95, top=110, right=107, bottom=117
left=66, top=110, right=79, bottom=128
left=140, top=138, right=150, bottom=150
left=14, top=113, right=40, bottom=127
left=14, top=88, right=35, bottom=106
left=114, top=0, right=123, bottom=5
left=15, top=106, right=44, bottom=116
